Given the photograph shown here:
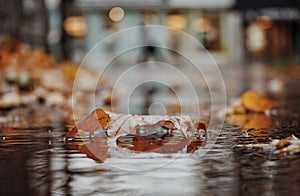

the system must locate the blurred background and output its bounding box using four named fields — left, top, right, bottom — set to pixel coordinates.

left=1, top=1, right=299, bottom=105
left=1, top=1, right=300, bottom=196
left=1, top=0, right=300, bottom=112
left=1, top=0, right=299, bottom=63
